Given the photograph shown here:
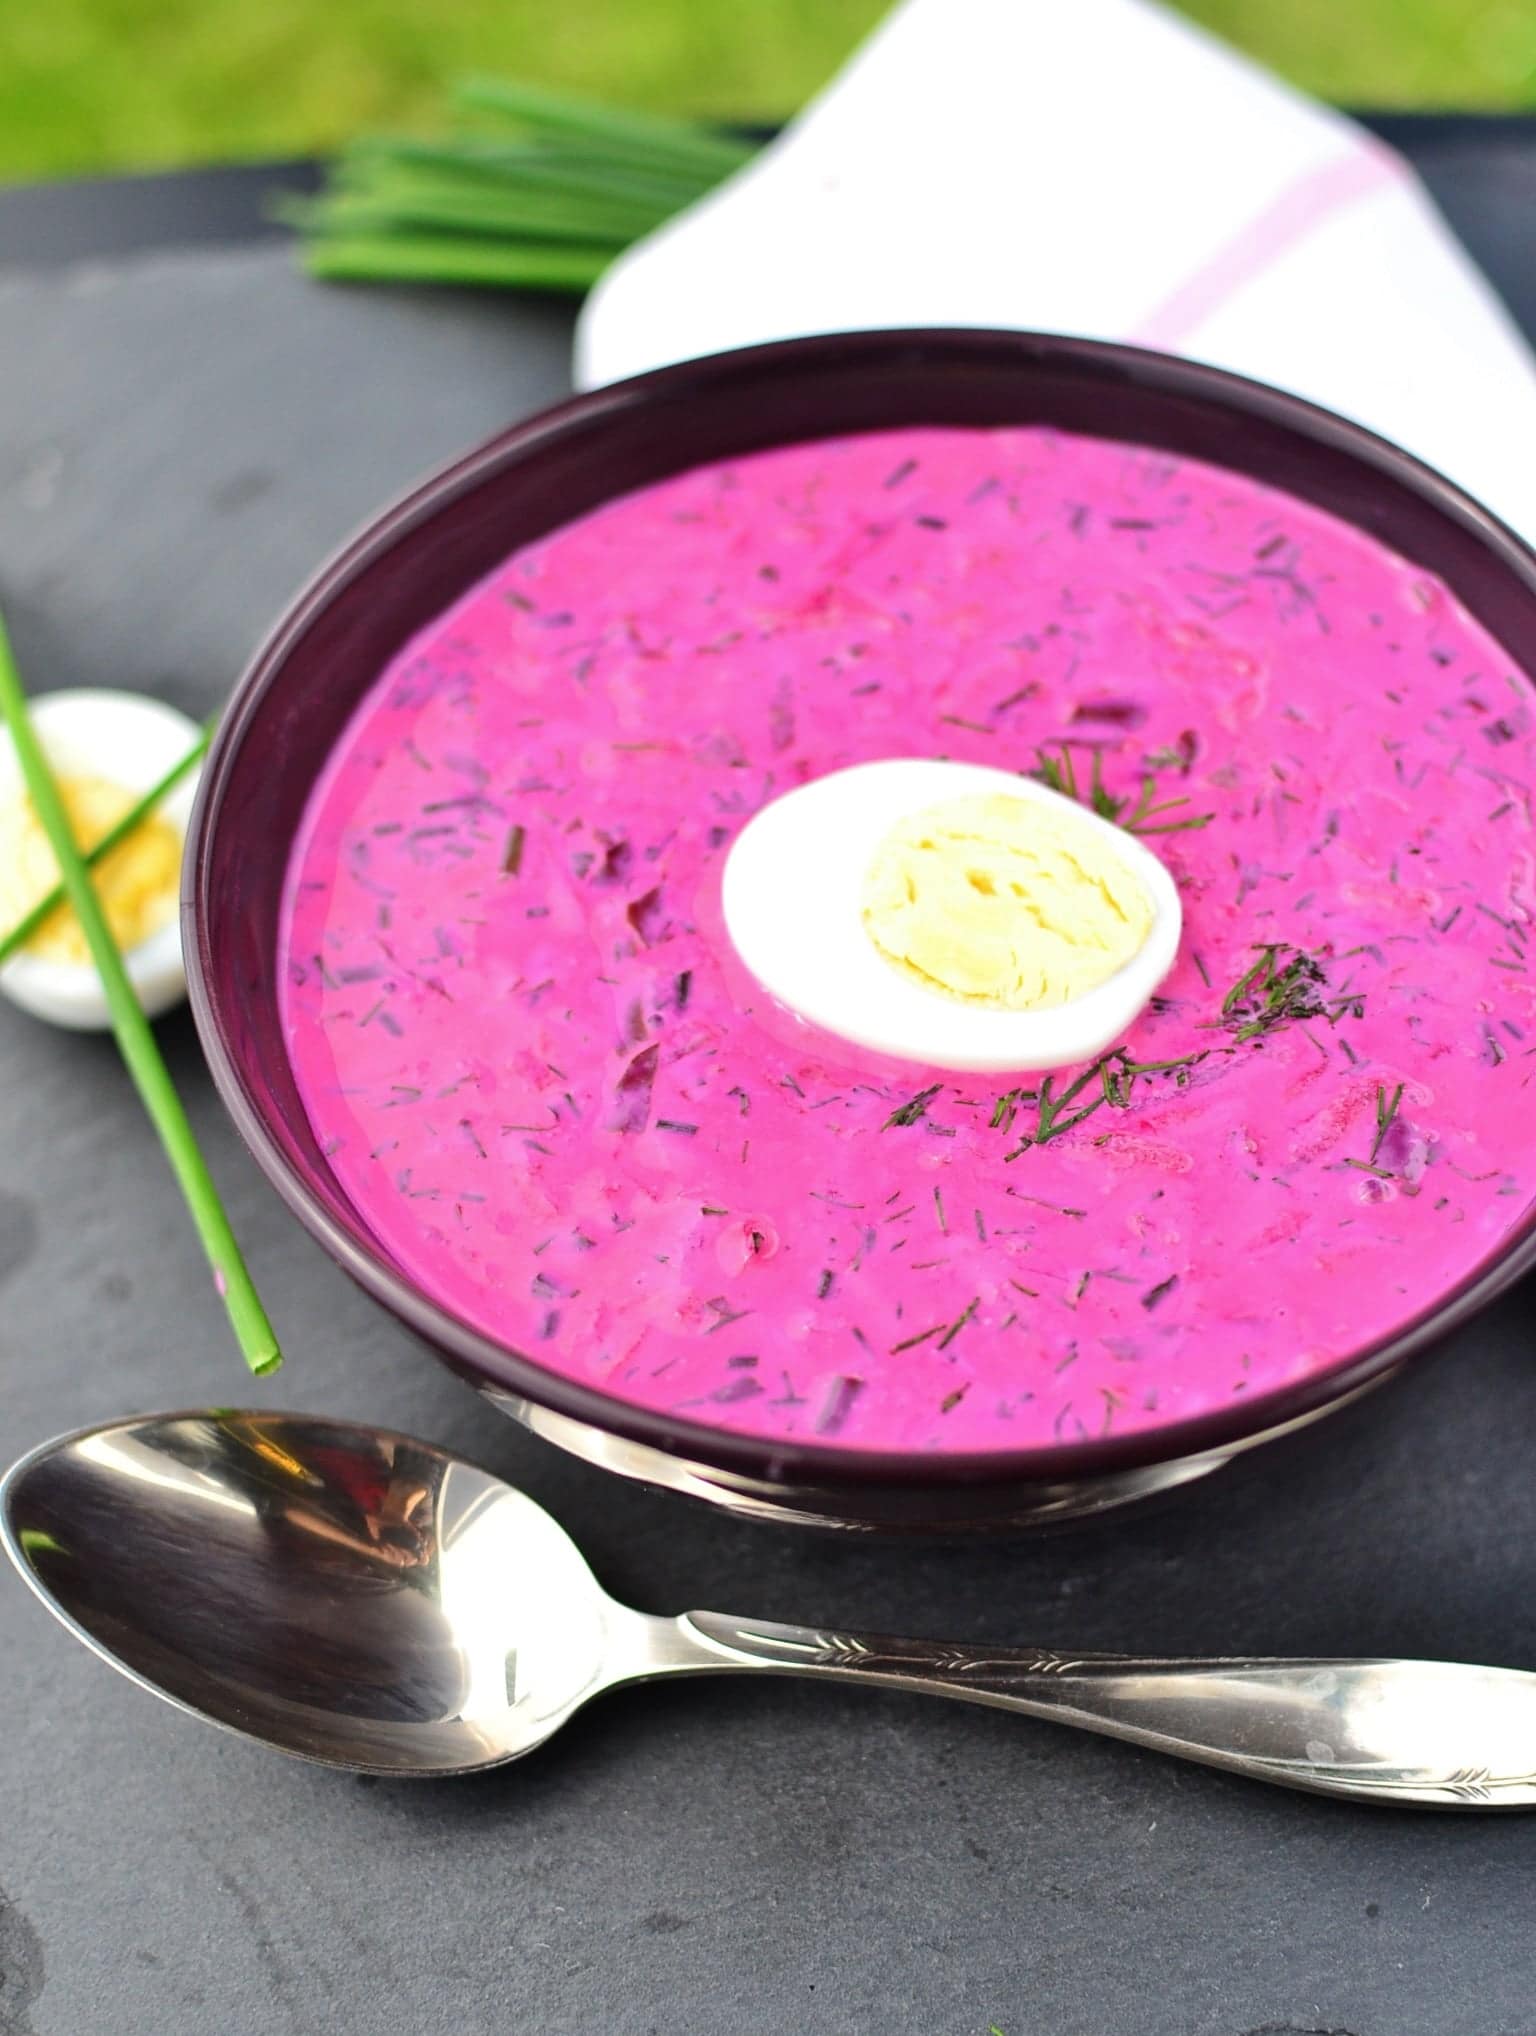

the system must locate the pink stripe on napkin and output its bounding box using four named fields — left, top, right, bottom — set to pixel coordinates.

left=1130, top=143, right=1407, bottom=353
